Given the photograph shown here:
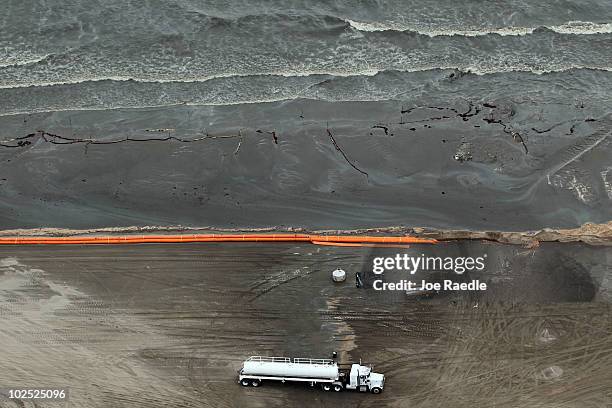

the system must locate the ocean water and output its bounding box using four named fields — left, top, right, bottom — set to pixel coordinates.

left=2, top=0, right=611, bottom=104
